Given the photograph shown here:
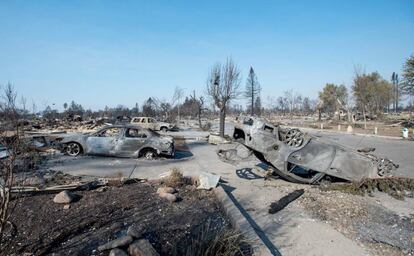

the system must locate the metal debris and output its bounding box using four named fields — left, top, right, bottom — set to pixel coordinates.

left=197, top=172, right=220, bottom=190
